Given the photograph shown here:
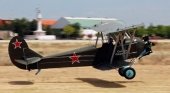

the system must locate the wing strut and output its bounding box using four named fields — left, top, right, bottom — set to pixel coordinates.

left=95, top=32, right=104, bottom=48
left=120, top=32, right=126, bottom=59
left=125, top=29, right=136, bottom=58
left=22, top=48, right=41, bottom=75
left=109, top=26, right=138, bottom=64
left=110, top=33, right=120, bottom=64
left=23, top=48, right=29, bottom=70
